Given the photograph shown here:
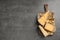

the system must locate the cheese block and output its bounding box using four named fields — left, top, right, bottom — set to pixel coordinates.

left=39, top=25, right=54, bottom=37
left=44, top=23, right=55, bottom=32
left=39, top=25, right=49, bottom=37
